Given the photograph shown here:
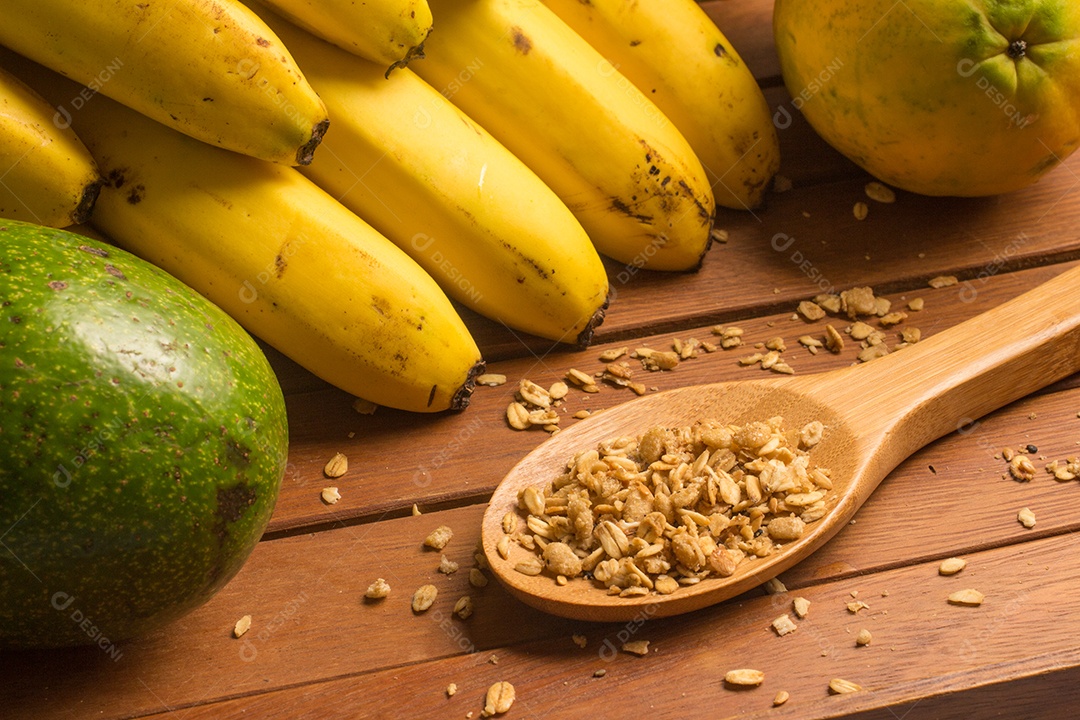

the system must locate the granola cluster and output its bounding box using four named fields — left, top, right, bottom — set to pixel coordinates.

left=503, top=417, right=831, bottom=597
